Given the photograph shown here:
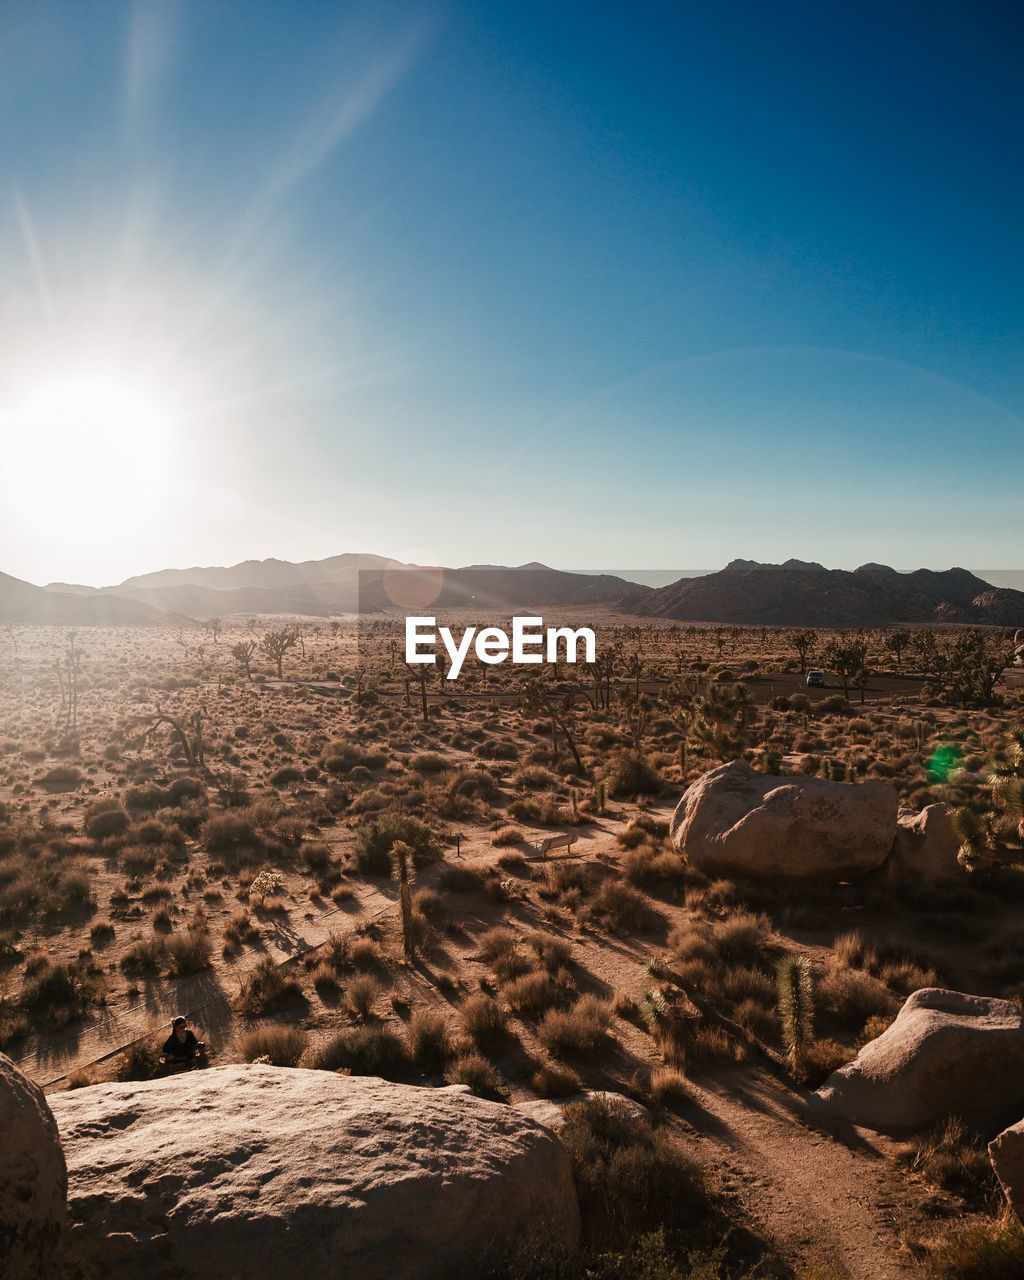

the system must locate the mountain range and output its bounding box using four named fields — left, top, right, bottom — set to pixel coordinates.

left=624, top=559, right=1024, bottom=627
left=2, top=555, right=1022, bottom=628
